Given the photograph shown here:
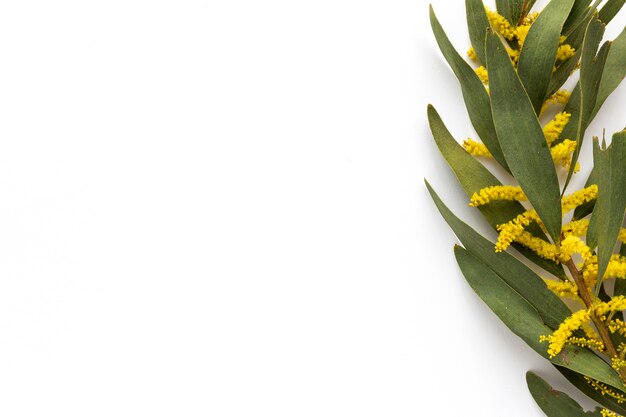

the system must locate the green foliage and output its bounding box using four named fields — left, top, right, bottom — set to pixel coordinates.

left=425, top=0, right=626, bottom=414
